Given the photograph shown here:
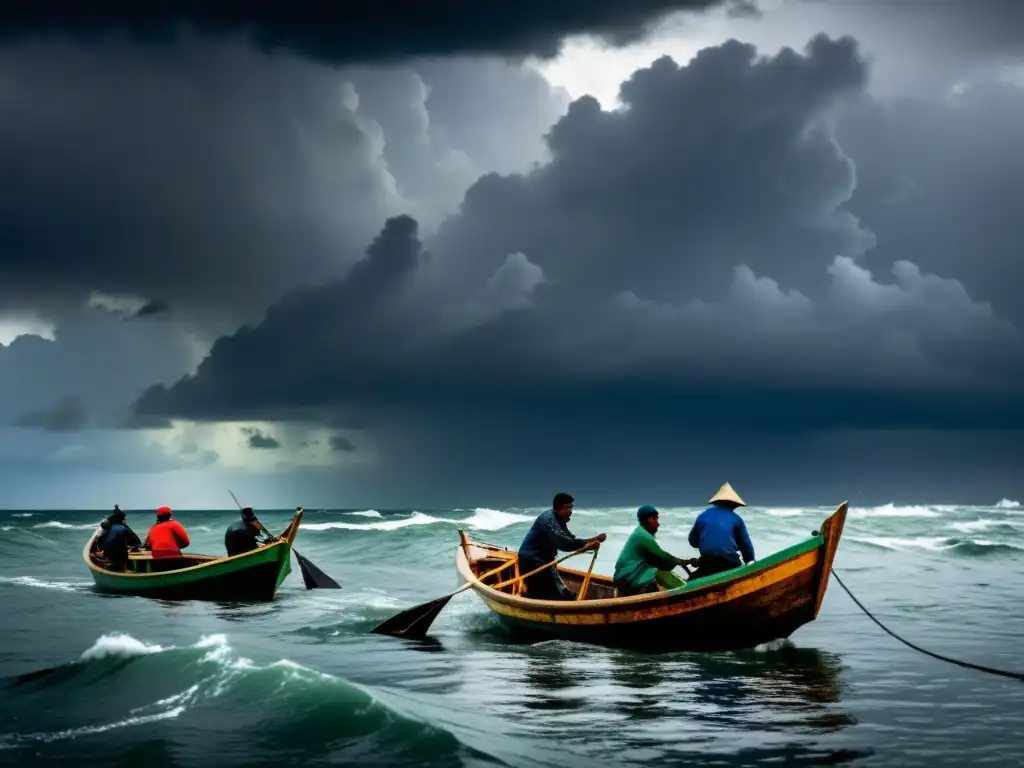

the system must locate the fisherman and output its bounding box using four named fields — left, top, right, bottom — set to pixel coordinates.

left=613, top=505, right=699, bottom=595
left=224, top=506, right=274, bottom=557
left=517, top=493, right=606, bottom=600
left=687, top=482, right=756, bottom=579
left=143, top=506, right=191, bottom=559
left=98, top=506, right=142, bottom=571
